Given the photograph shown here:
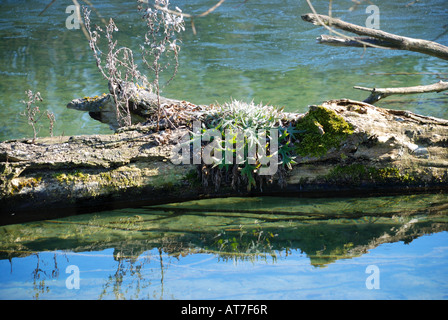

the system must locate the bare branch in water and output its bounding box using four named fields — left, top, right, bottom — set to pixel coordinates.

left=354, top=81, right=448, bottom=104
